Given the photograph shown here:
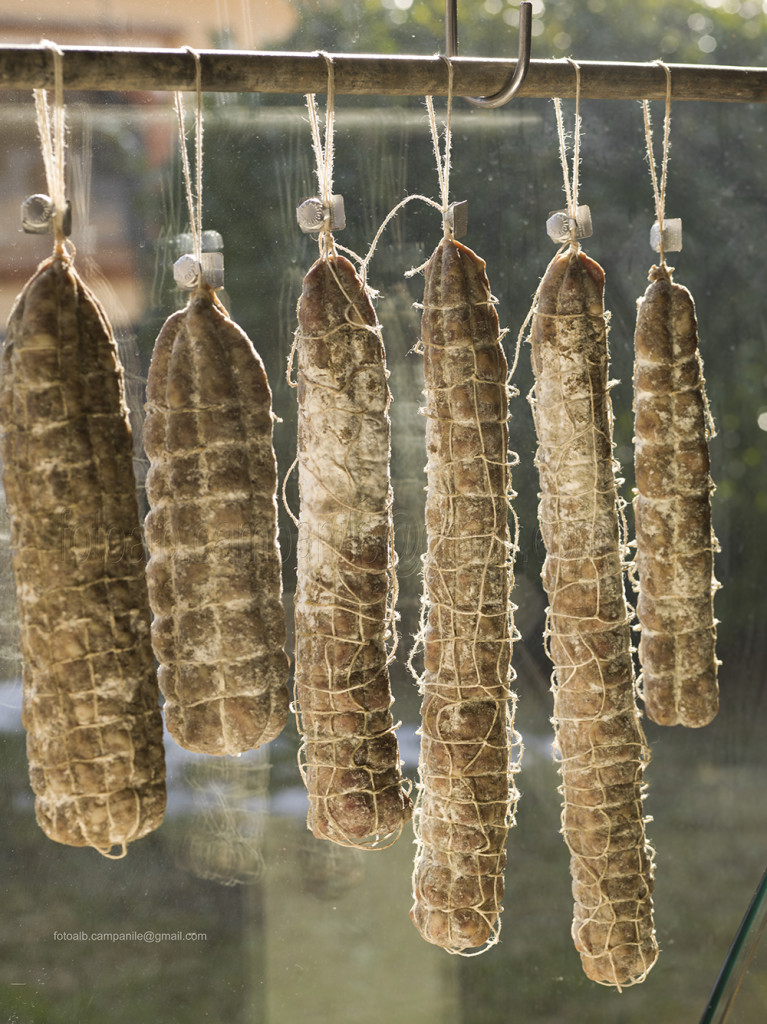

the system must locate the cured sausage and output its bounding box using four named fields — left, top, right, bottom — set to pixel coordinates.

left=529, top=249, right=658, bottom=987
left=144, top=284, right=290, bottom=755
left=410, top=237, right=520, bottom=952
left=633, top=264, right=718, bottom=727
left=0, top=255, right=166, bottom=850
left=292, top=253, right=412, bottom=847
